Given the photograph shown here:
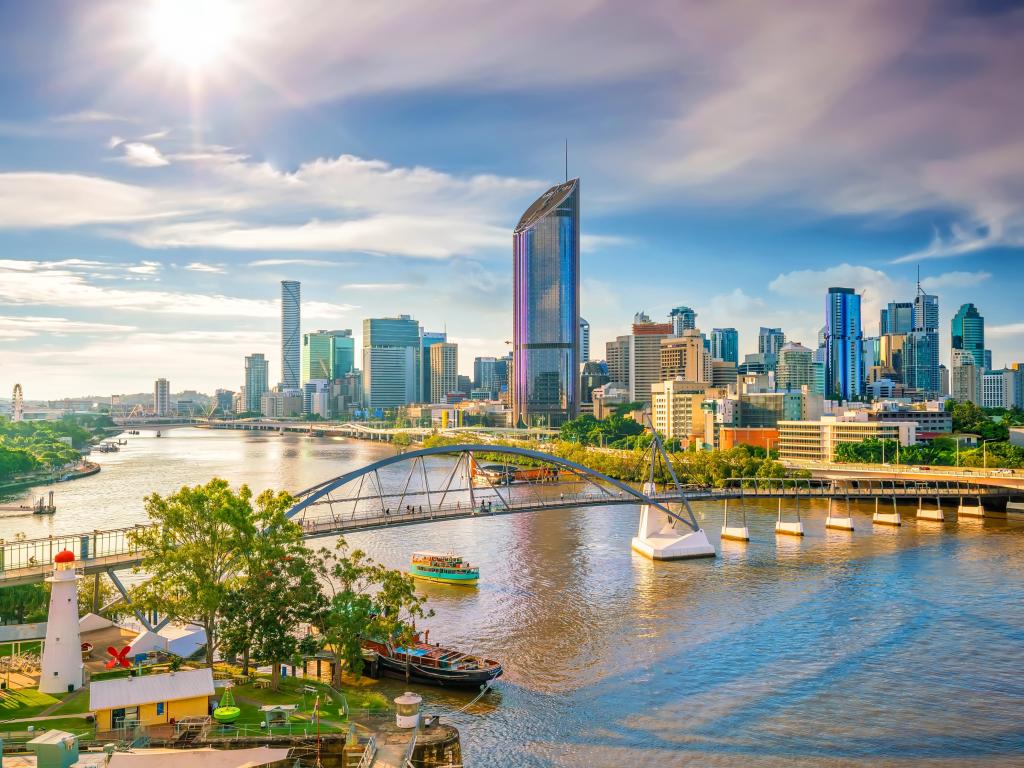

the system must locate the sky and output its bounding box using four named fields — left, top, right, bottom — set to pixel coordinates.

left=0, top=0, right=1022, bottom=399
